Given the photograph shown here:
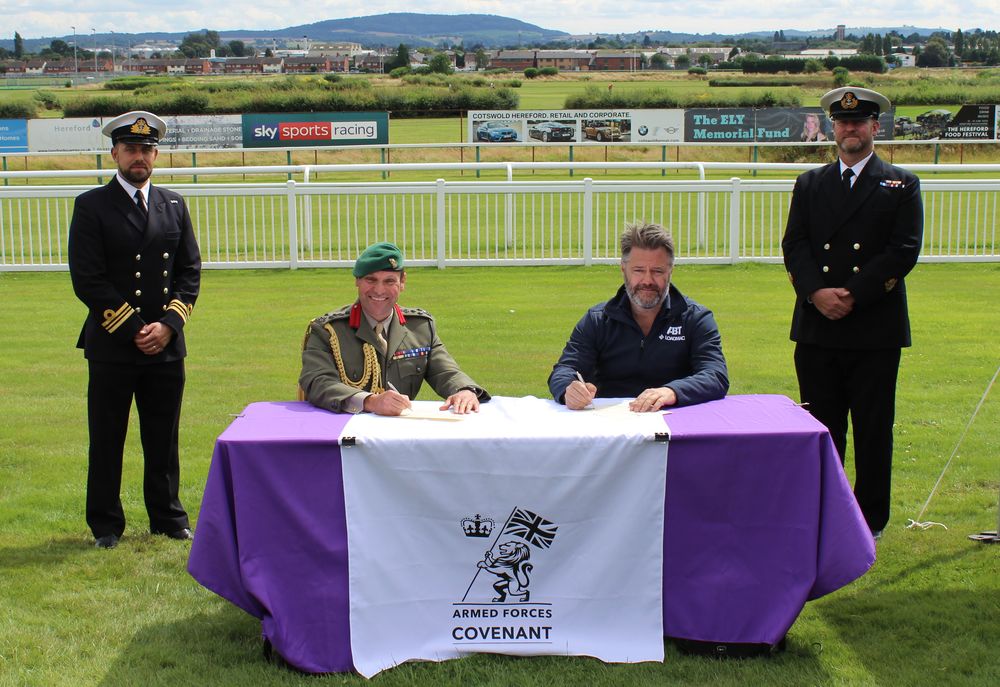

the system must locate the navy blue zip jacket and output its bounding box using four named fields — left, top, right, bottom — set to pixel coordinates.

left=548, top=284, right=729, bottom=407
